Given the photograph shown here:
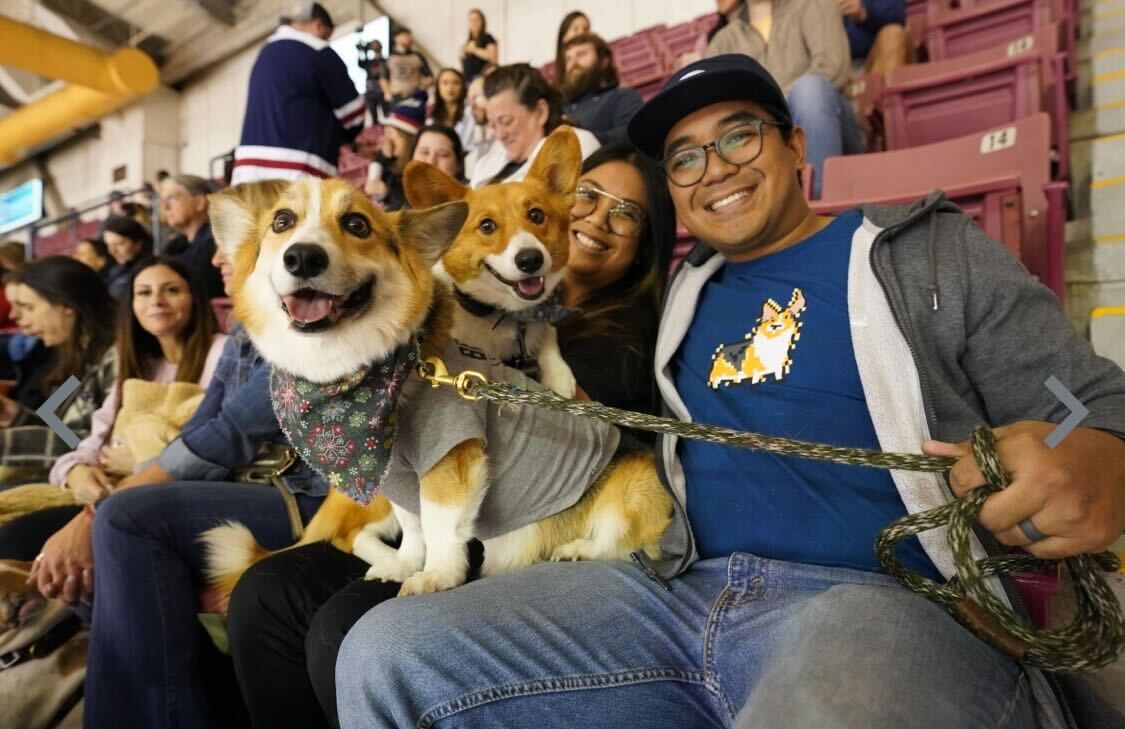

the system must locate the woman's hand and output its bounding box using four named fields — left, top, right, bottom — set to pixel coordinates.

left=27, top=512, right=95, bottom=605
left=99, top=437, right=136, bottom=476
left=65, top=464, right=115, bottom=505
